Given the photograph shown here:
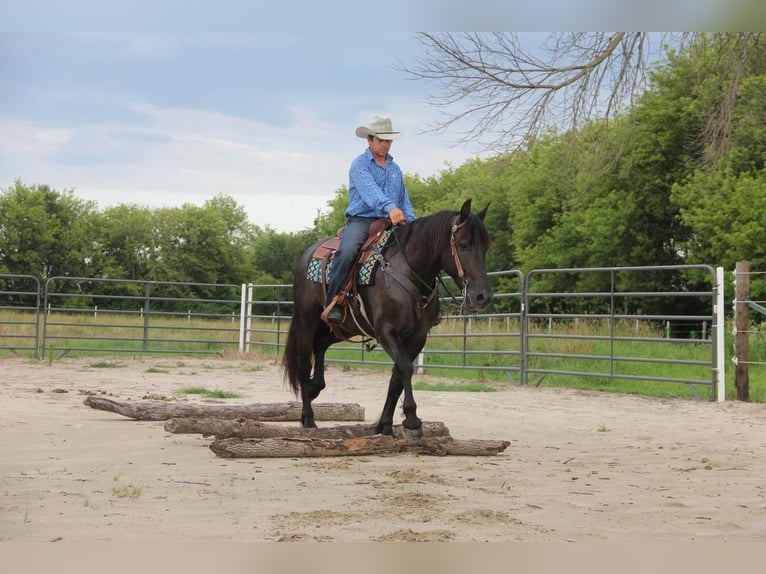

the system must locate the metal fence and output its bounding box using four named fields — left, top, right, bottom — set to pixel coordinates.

left=522, top=265, right=724, bottom=401
left=0, top=265, right=725, bottom=400
left=315, top=265, right=724, bottom=400
left=0, top=274, right=41, bottom=356
left=41, top=277, right=244, bottom=359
